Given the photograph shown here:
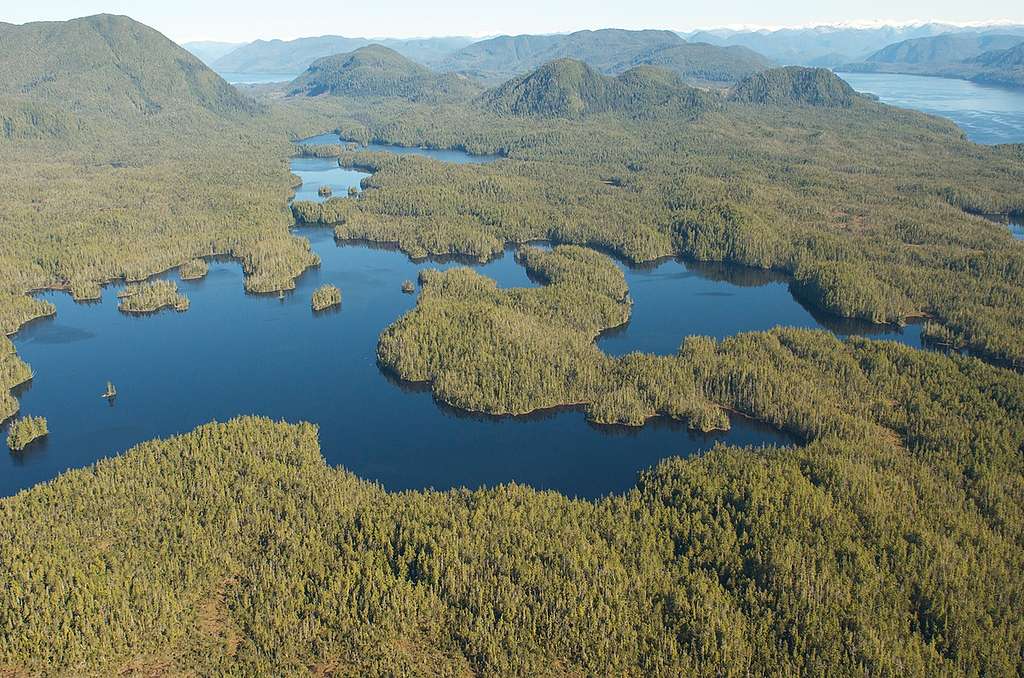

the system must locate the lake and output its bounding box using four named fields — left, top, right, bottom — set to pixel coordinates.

left=837, top=72, right=1024, bottom=145
left=219, top=72, right=298, bottom=84
left=1, top=142, right=927, bottom=499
